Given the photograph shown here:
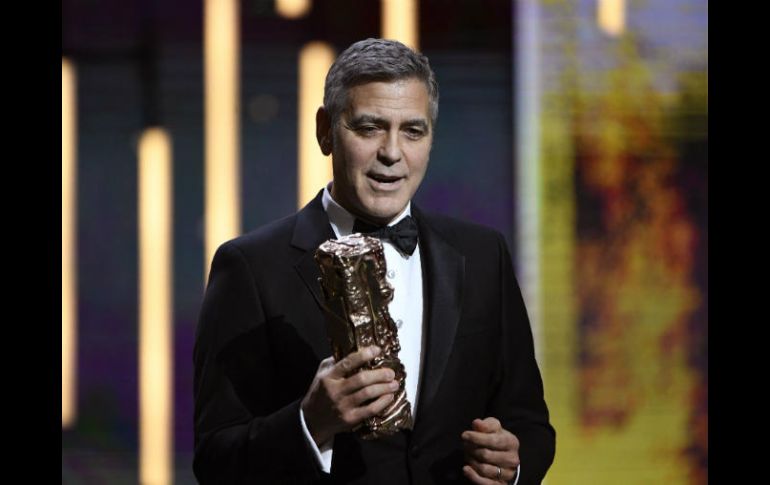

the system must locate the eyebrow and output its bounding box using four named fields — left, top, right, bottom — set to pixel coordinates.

left=347, top=114, right=430, bottom=131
